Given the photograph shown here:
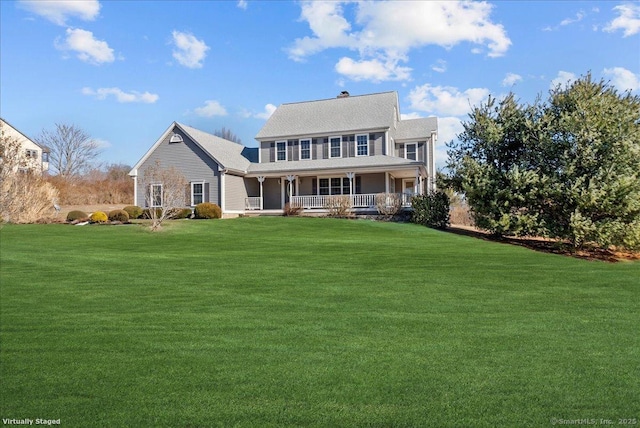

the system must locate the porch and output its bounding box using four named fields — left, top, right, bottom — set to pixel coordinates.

left=245, top=193, right=413, bottom=211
